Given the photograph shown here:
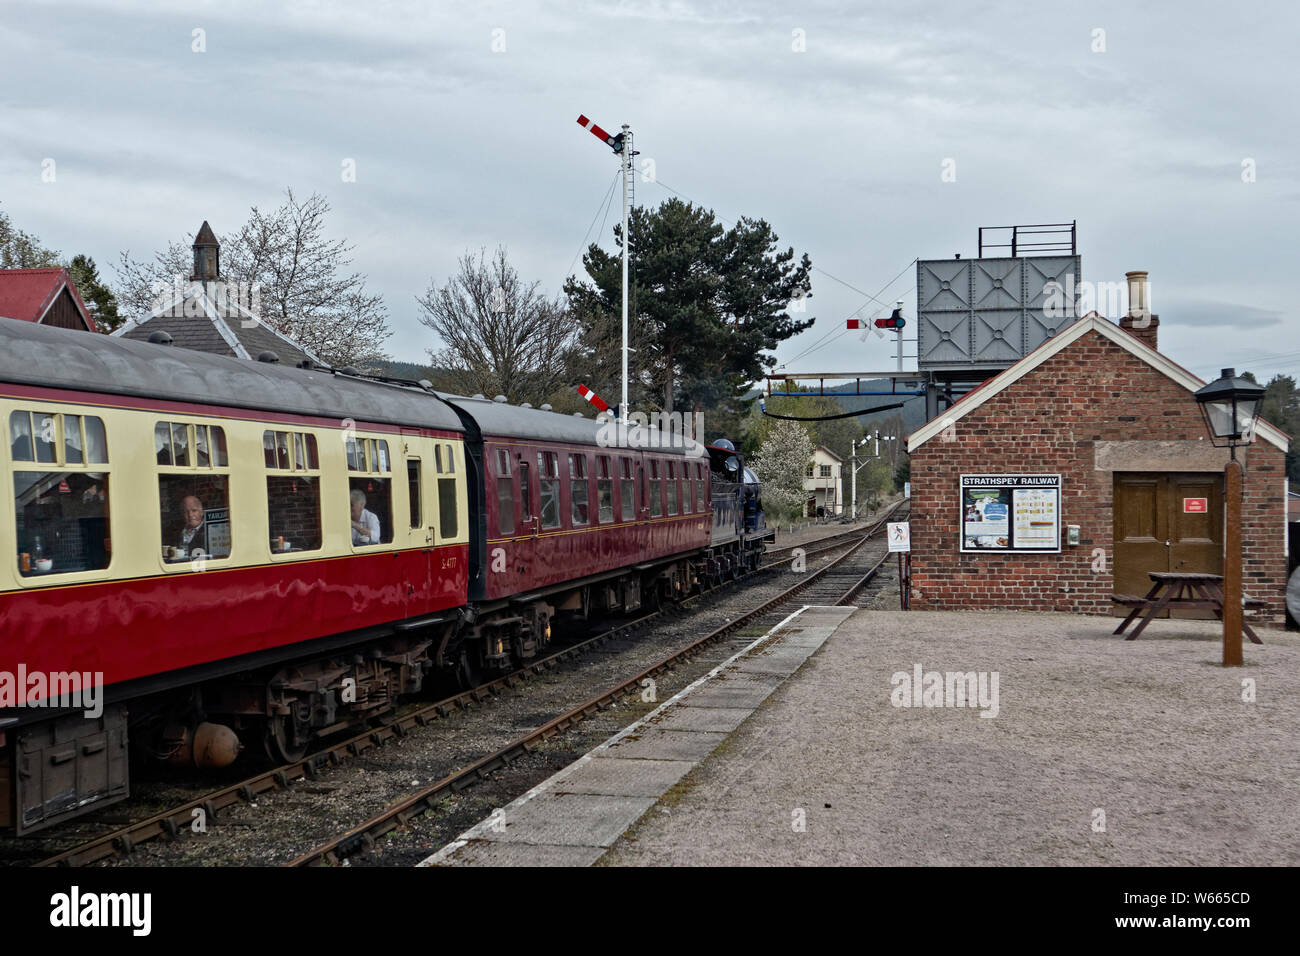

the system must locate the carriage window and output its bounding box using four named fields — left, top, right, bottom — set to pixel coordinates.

left=444, top=444, right=455, bottom=473
left=596, top=455, right=614, bottom=524
left=12, top=410, right=112, bottom=578
left=519, top=460, right=531, bottom=522
left=348, top=437, right=393, bottom=547
left=63, top=415, right=83, bottom=464
left=34, top=413, right=55, bottom=463
left=157, top=421, right=232, bottom=564
left=570, top=453, right=589, bottom=525
left=408, top=460, right=422, bottom=529
left=15, top=471, right=111, bottom=577
left=494, top=448, right=514, bottom=535
left=9, top=410, right=33, bottom=461
left=438, top=477, right=458, bottom=539
left=496, top=476, right=515, bottom=536
left=211, top=426, right=229, bottom=467
left=169, top=423, right=189, bottom=467
left=23, top=412, right=57, bottom=463
left=666, top=462, right=678, bottom=515
left=620, top=458, right=635, bottom=521
left=695, top=462, right=706, bottom=512
left=85, top=417, right=108, bottom=463
left=538, top=451, right=561, bottom=530
left=264, top=429, right=323, bottom=553
left=649, top=460, right=663, bottom=517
